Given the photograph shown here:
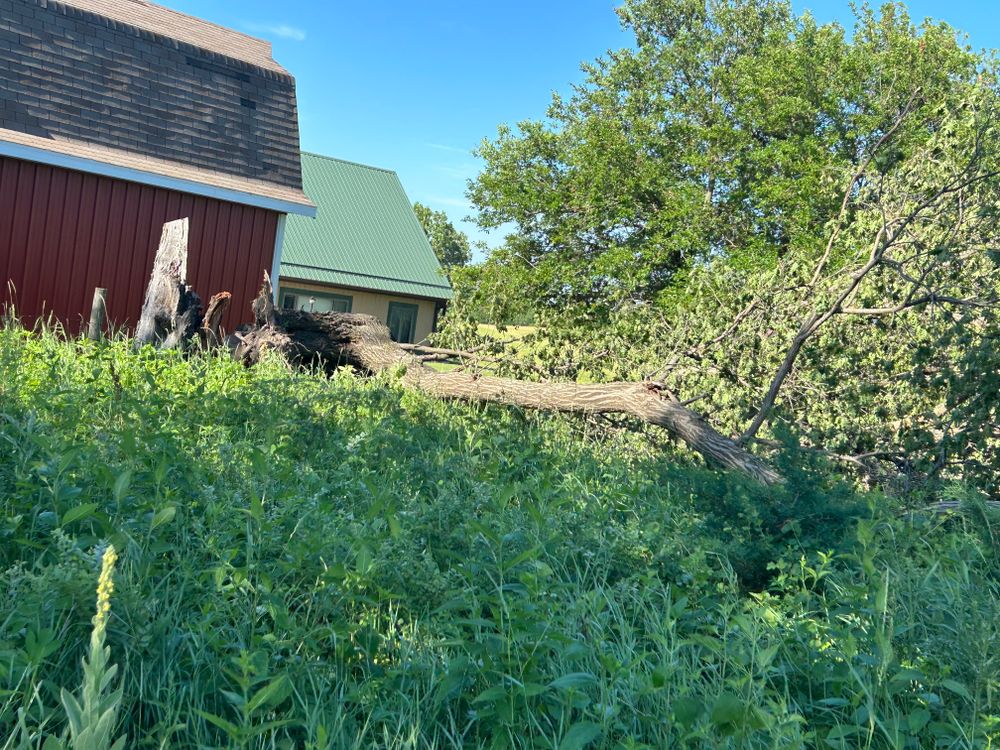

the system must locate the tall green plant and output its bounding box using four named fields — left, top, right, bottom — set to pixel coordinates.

left=58, top=545, right=125, bottom=750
